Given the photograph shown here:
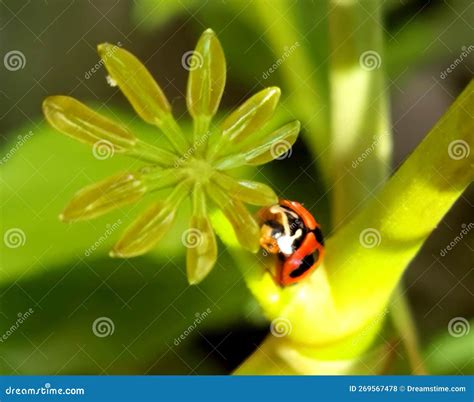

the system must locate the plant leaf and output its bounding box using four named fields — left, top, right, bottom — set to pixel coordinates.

left=42, top=96, right=136, bottom=151
left=98, top=43, right=171, bottom=125
left=0, top=116, right=186, bottom=286
left=212, top=172, right=277, bottom=206
left=215, top=121, right=300, bottom=169
left=186, top=28, right=226, bottom=120
left=112, top=182, right=190, bottom=257
left=221, top=87, right=280, bottom=143
left=186, top=215, right=218, bottom=285
left=98, top=43, right=189, bottom=153
left=206, top=185, right=260, bottom=253
left=60, top=172, right=147, bottom=222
